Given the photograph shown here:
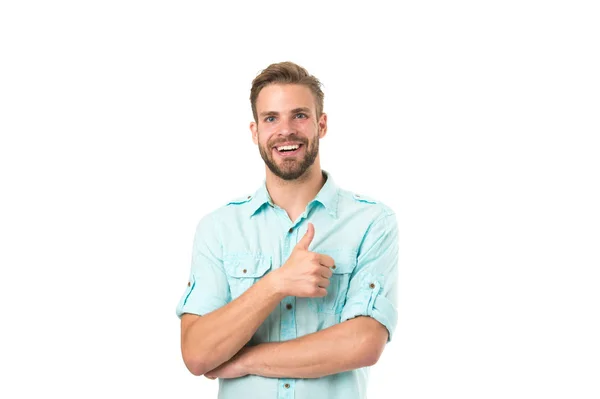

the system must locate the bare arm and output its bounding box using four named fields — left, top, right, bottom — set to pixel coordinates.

left=180, top=272, right=284, bottom=376
left=235, top=316, right=389, bottom=379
